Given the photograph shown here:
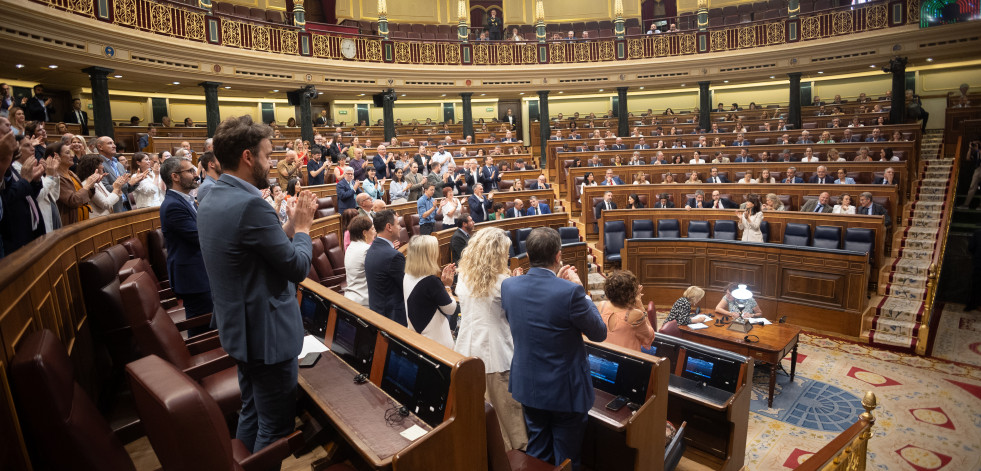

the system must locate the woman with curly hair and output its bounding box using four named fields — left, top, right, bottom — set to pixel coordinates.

left=454, top=227, right=528, bottom=451
left=597, top=270, right=655, bottom=351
